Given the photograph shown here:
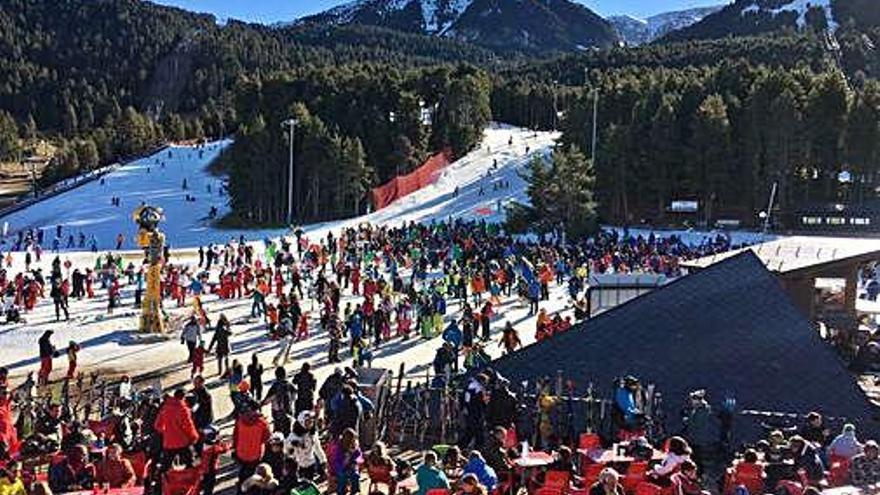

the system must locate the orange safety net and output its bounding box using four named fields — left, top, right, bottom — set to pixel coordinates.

left=371, top=150, right=452, bottom=211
